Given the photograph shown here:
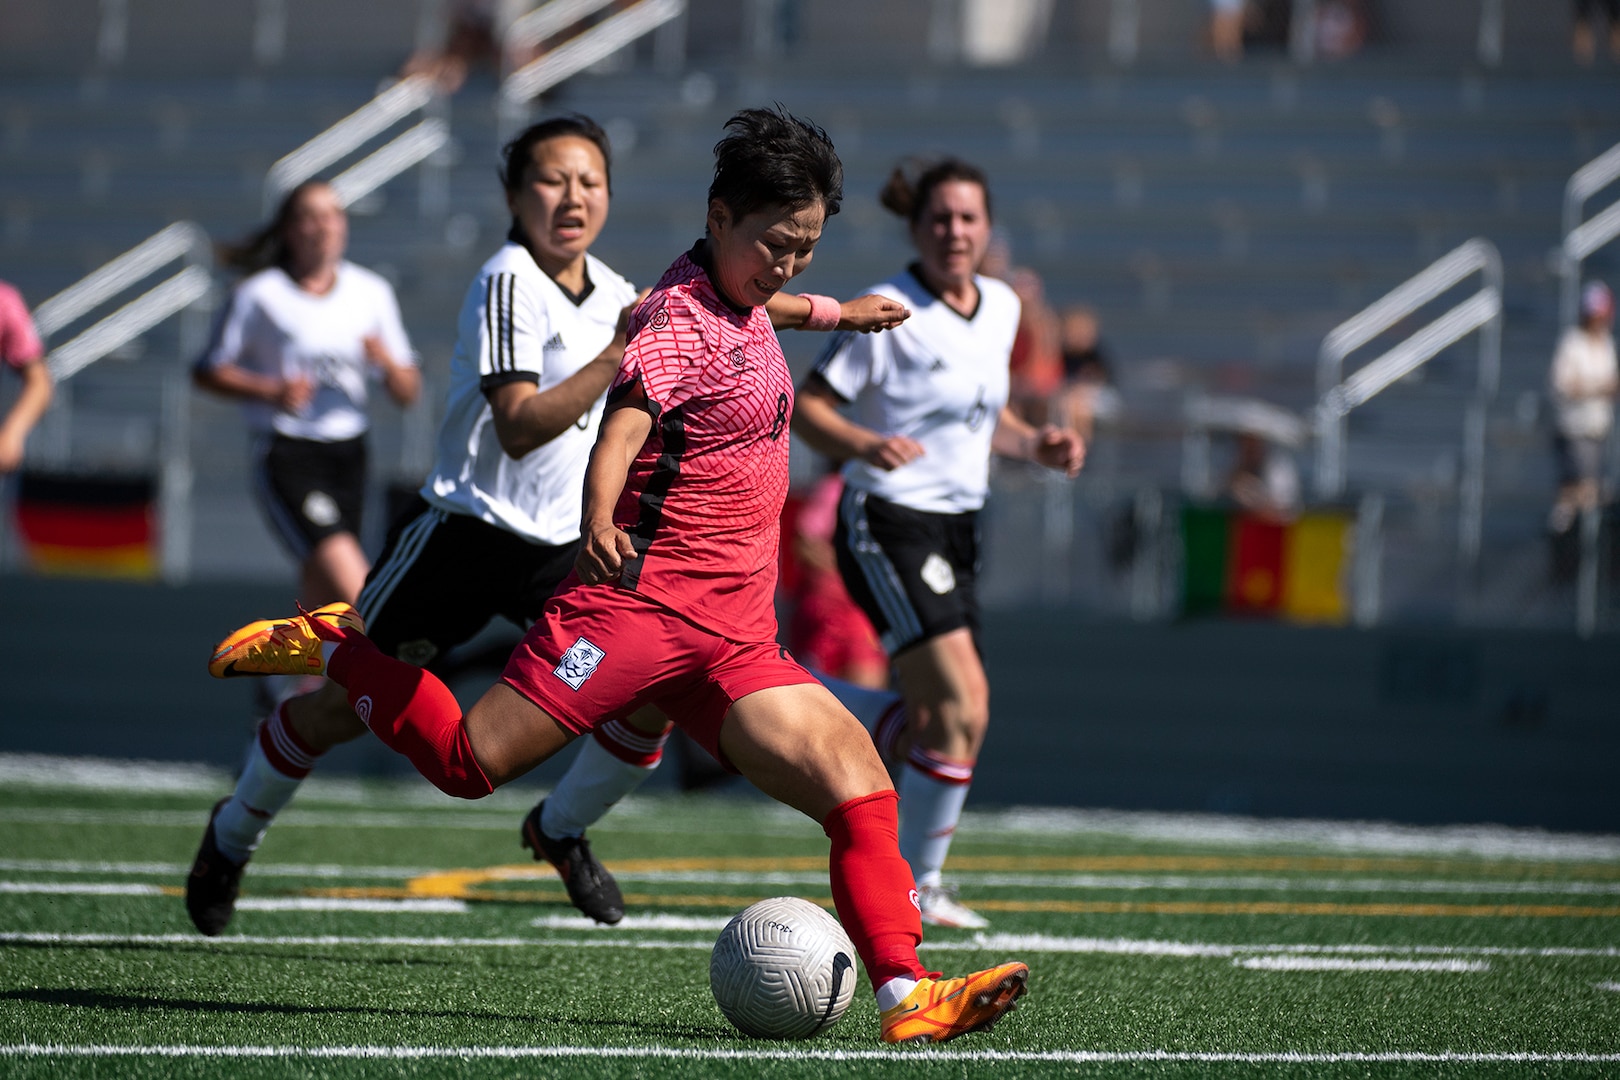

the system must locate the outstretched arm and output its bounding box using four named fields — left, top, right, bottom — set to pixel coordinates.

left=767, top=293, right=910, bottom=333
left=575, top=383, right=654, bottom=584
